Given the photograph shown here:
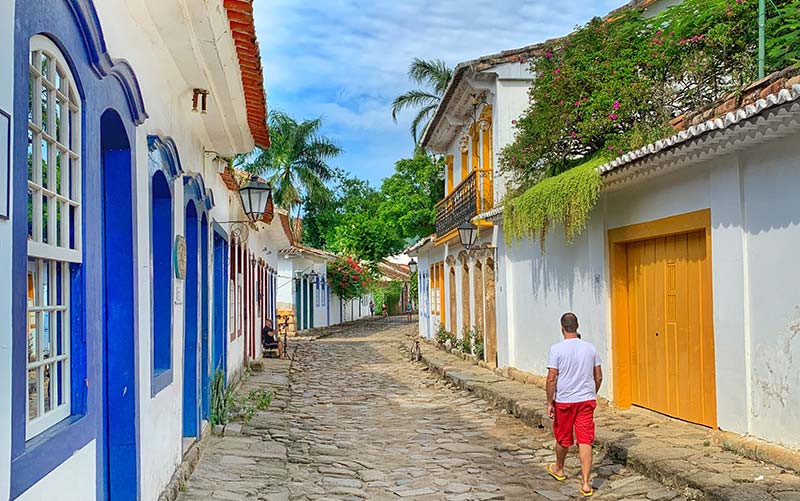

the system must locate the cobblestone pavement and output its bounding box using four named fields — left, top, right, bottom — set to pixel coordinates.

left=176, top=358, right=293, bottom=501
left=283, top=318, right=683, bottom=500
